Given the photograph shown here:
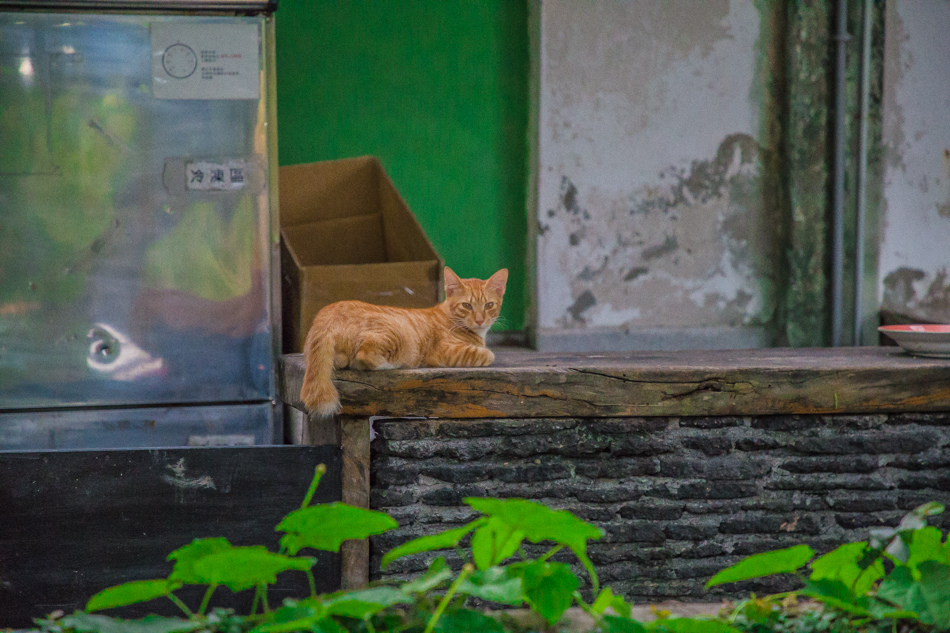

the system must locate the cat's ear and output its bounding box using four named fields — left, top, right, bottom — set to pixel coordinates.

left=486, top=268, right=508, bottom=295
left=443, top=267, right=463, bottom=298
